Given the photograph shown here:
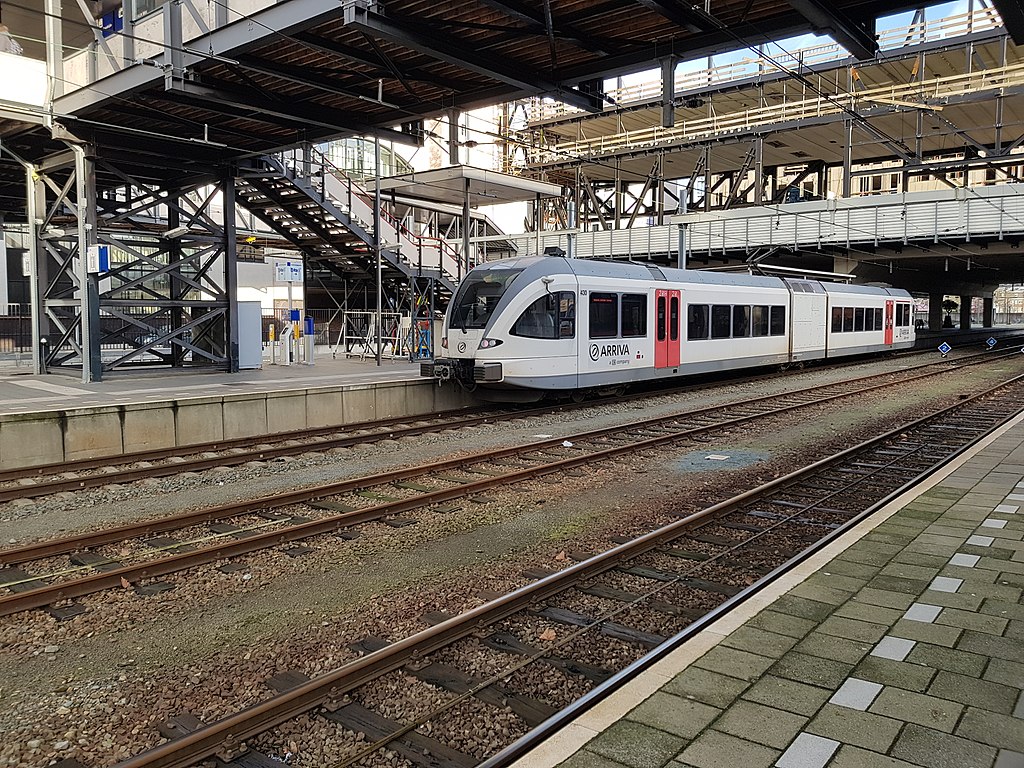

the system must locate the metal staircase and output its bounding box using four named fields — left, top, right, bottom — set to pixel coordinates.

left=235, top=149, right=461, bottom=298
